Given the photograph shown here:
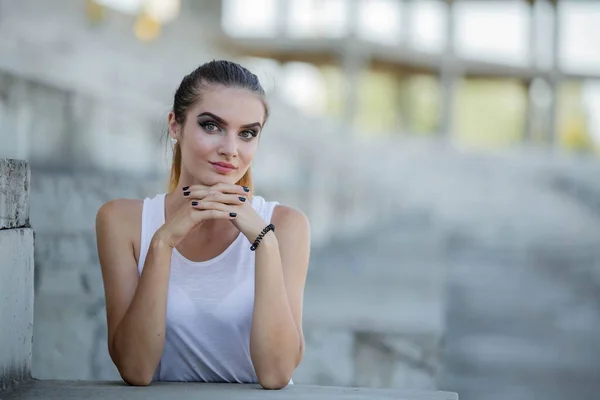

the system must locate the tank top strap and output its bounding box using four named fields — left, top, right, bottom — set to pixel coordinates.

left=138, top=193, right=167, bottom=274
left=251, top=195, right=279, bottom=224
